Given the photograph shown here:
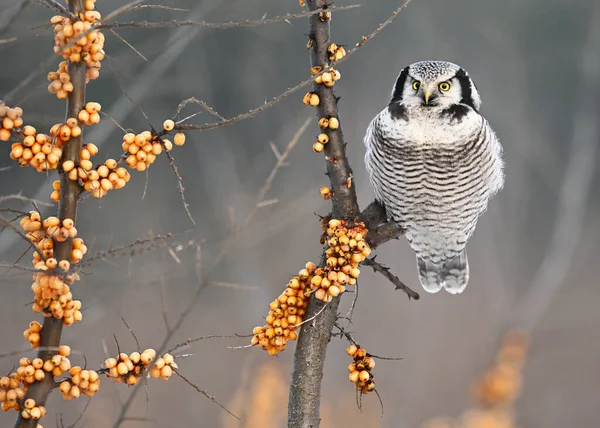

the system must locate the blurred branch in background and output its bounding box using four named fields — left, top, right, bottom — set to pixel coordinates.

left=511, top=4, right=599, bottom=332
left=423, top=6, right=600, bottom=428
left=100, top=5, right=360, bottom=30
left=0, top=1, right=30, bottom=38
